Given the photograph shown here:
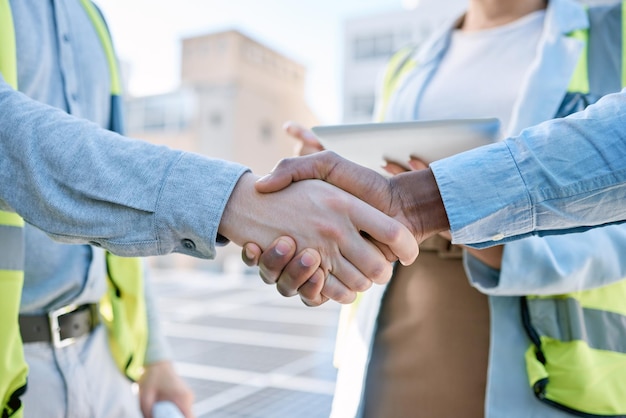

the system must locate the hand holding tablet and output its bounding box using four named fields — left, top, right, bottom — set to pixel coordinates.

left=311, top=118, right=501, bottom=174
